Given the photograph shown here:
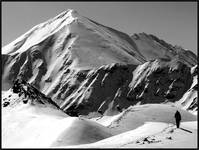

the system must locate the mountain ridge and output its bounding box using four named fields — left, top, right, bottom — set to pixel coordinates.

left=2, top=9, right=197, bottom=115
